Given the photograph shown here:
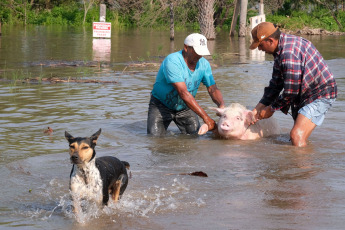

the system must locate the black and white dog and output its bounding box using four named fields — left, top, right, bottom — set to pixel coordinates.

left=65, top=129, right=129, bottom=214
